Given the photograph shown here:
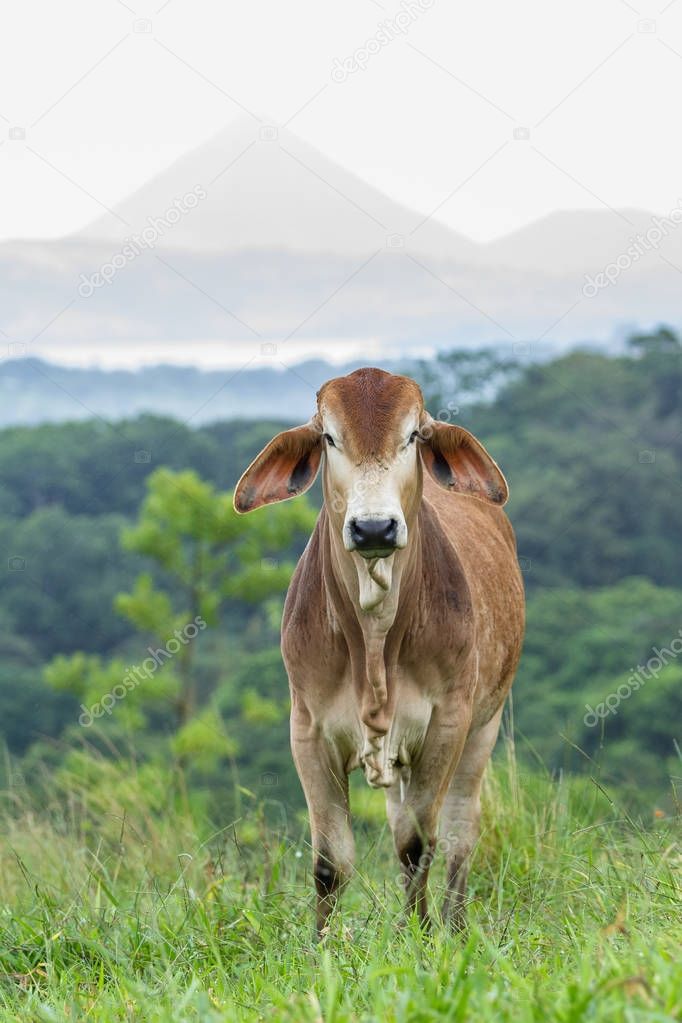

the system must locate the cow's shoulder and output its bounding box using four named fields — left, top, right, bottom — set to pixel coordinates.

left=420, top=477, right=525, bottom=692
left=416, top=499, right=475, bottom=622
left=423, top=478, right=519, bottom=597
left=281, top=511, right=342, bottom=669
left=282, top=513, right=324, bottom=626
left=423, top=473, right=517, bottom=554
